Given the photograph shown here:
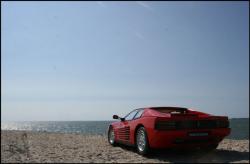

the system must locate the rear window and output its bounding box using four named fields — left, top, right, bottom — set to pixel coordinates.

left=151, top=107, right=188, bottom=114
